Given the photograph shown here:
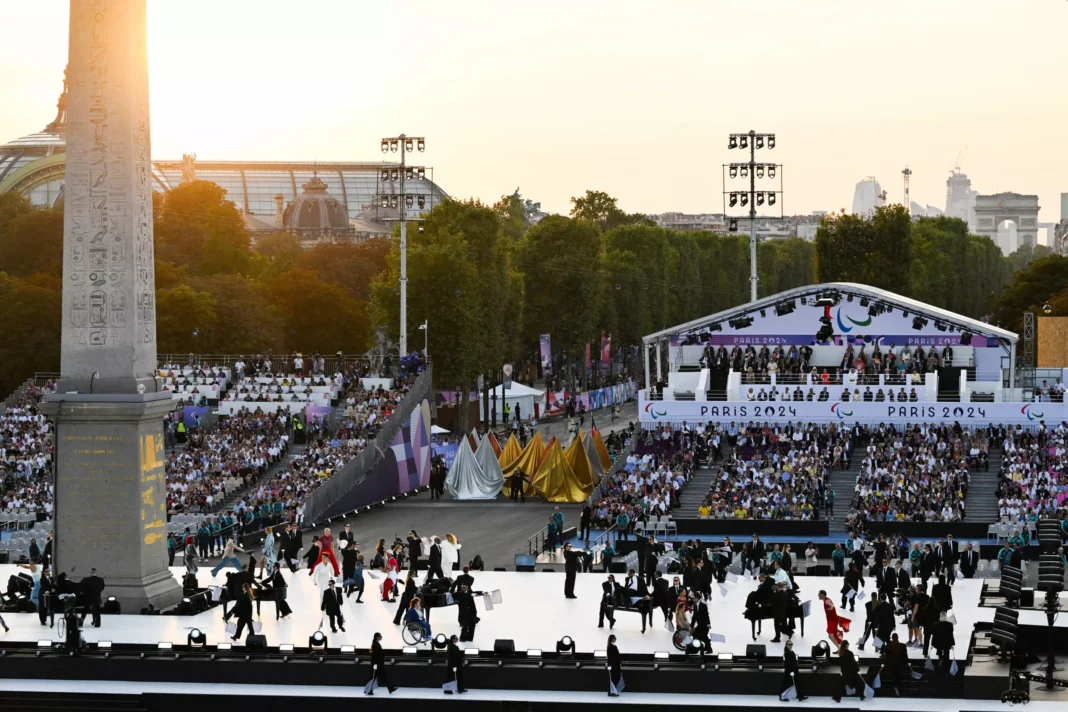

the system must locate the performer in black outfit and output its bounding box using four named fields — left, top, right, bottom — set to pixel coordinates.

left=563, top=542, right=581, bottom=599
left=959, top=543, right=979, bottom=579
left=451, top=566, right=475, bottom=592
left=407, top=531, right=422, bottom=574
left=580, top=504, right=592, bottom=542
left=444, top=635, right=466, bottom=694
left=321, top=580, right=345, bottom=632
left=392, top=572, right=418, bottom=625
left=455, top=583, right=479, bottom=641
left=364, top=632, right=397, bottom=695
left=78, top=568, right=105, bottom=628
left=841, top=562, right=864, bottom=612
left=223, top=583, right=255, bottom=641
left=833, top=641, right=867, bottom=702
left=779, top=639, right=808, bottom=701
left=599, top=575, right=618, bottom=628
left=607, top=634, right=623, bottom=696
left=425, top=537, right=446, bottom=583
